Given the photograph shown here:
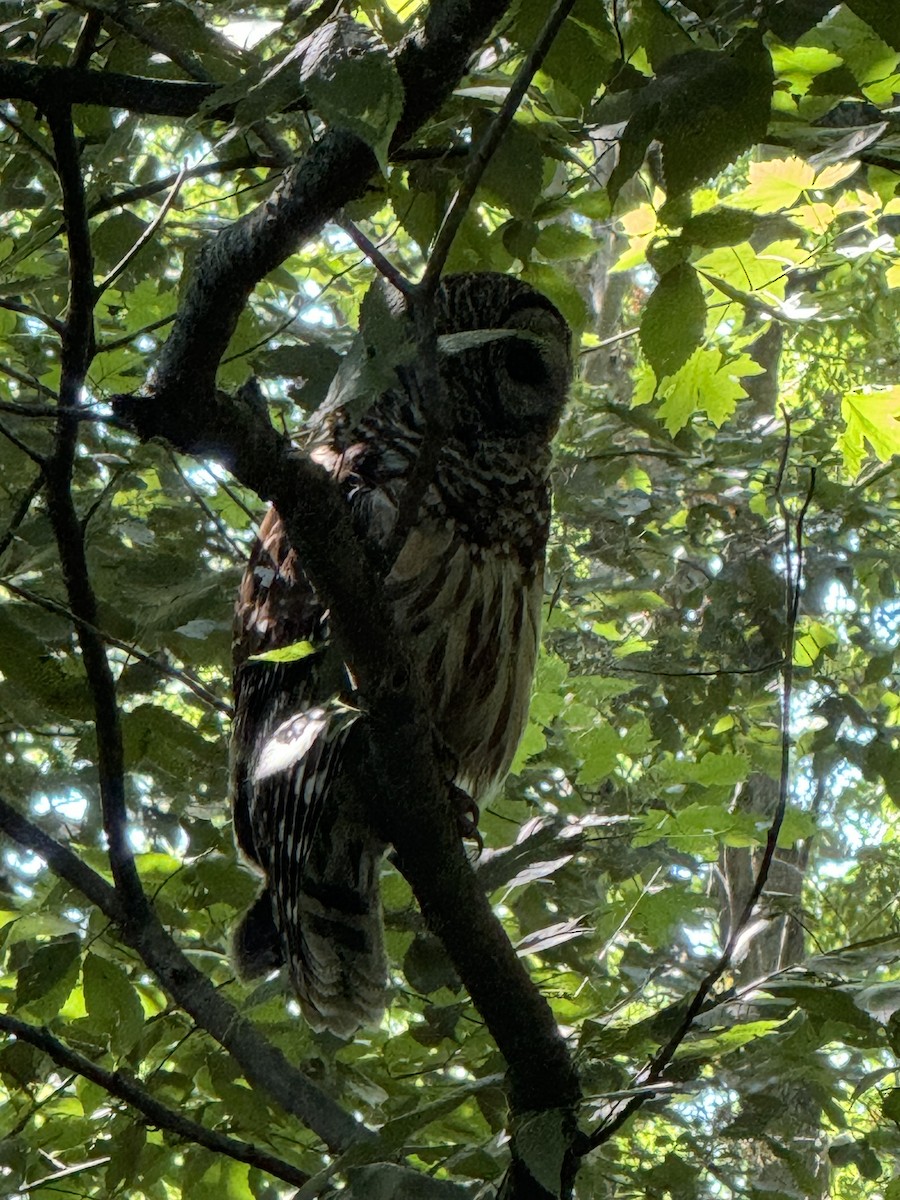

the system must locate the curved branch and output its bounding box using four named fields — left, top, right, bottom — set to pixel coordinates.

left=0, top=1014, right=310, bottom=1191
left=0, top=795, right=367, bottom=1154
